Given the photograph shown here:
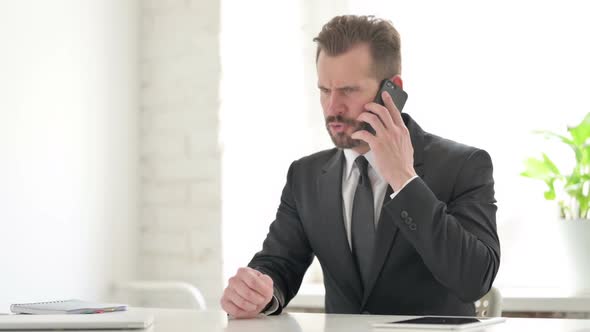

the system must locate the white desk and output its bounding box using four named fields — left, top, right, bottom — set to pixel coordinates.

left=126, top=308, right=590, bottom=331
left=289, top=284, right=590, bottom=313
